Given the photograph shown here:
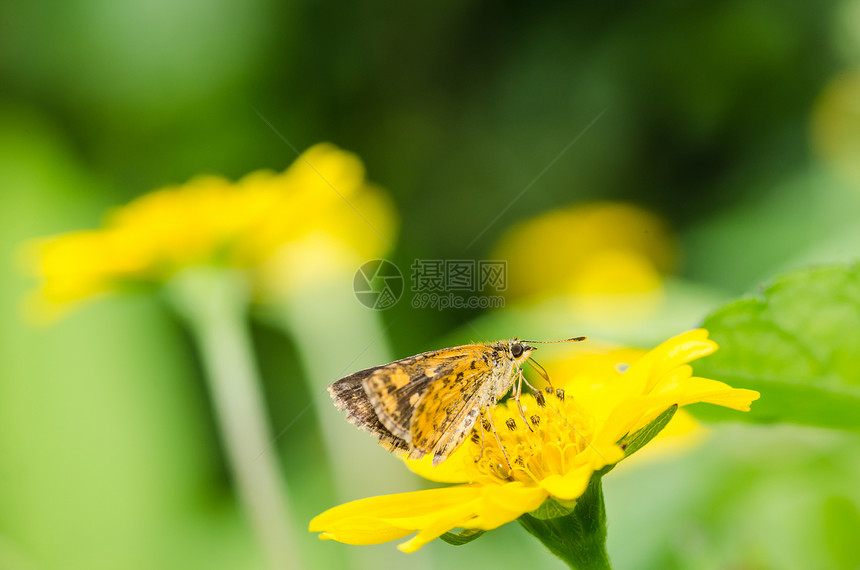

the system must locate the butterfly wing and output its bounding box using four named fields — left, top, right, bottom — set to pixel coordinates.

left=328, top=367, right=409, bottom=453
left=361, top=345, right=498, bottom=462
left=328, top=347, right=473, bottom=452
left=331, top=344, right=503, bottom=464
left=361, top=355, right=442, bottom=440
left=408, top=365, right=490, bottom=465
